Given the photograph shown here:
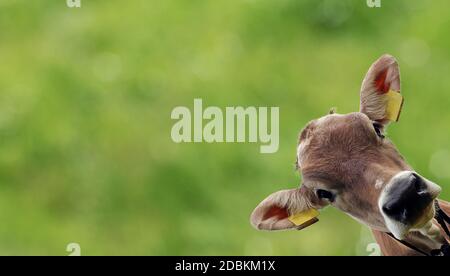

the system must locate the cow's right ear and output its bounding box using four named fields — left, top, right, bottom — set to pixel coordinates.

left=250, top=188, right=319, bottom=231
left=360, top=54, right=403, bottom=127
